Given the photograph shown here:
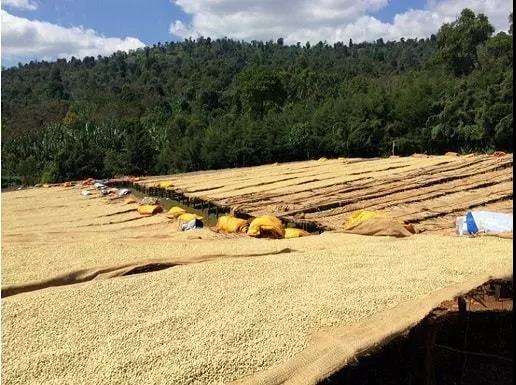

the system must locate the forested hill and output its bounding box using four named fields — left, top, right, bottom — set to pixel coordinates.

left=1, top=9, right=513, bottom=185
